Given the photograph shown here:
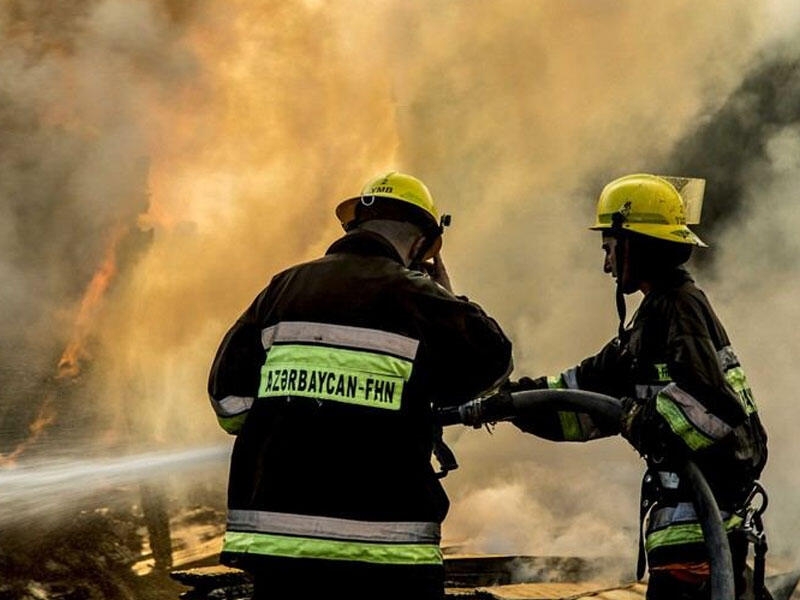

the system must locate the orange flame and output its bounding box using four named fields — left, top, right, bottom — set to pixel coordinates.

left=0, top=392, right=56, bottom=467
left=1, top=228, right=125, bottom=467
left=56, top=228, right=123, bottom=380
